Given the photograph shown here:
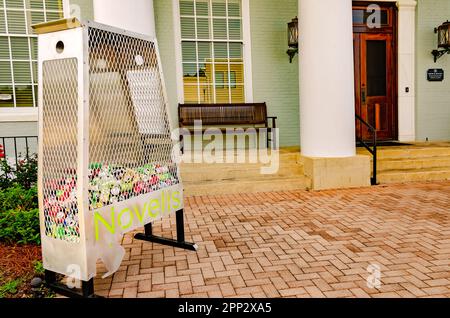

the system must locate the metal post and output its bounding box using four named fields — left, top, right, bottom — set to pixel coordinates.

left=135, top=209, right=198, bottom=251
